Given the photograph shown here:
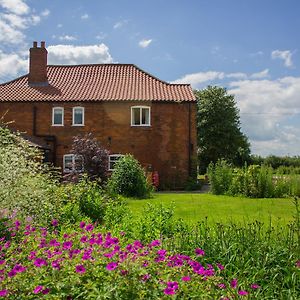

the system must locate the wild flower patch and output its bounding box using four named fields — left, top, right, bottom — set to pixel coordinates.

left=0, top=219, right=263, bottom=299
